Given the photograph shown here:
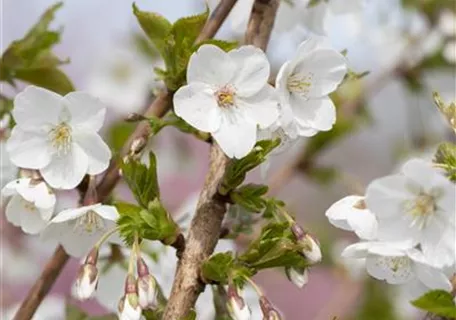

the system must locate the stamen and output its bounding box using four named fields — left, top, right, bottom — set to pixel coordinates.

left=215, top=86, right=236, bottom=108
left=74, top=211, right=105, bottom=234
left=287, top=73, right=314, bottom=97
left=404, top=192, right=436, bottom=230
left=49, top=122, right=72, bottom=156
